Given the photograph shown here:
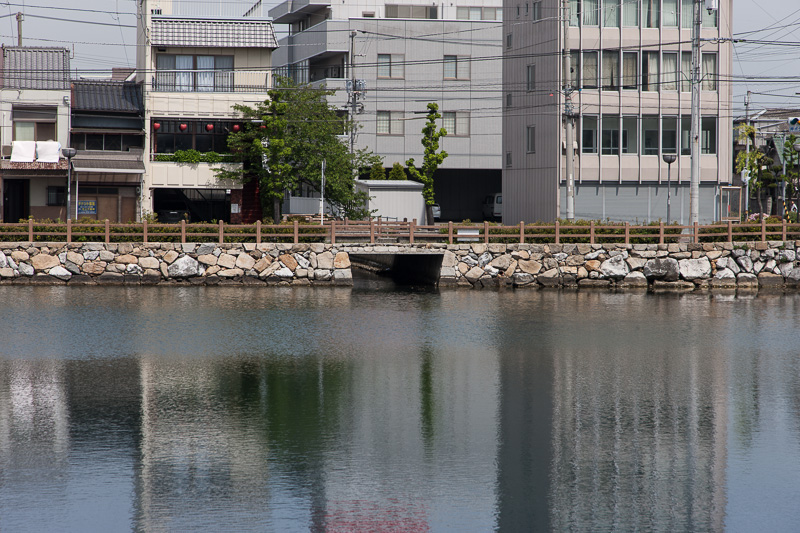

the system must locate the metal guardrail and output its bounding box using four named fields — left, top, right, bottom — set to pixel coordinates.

left=1, top=218, right=799, bottom=245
